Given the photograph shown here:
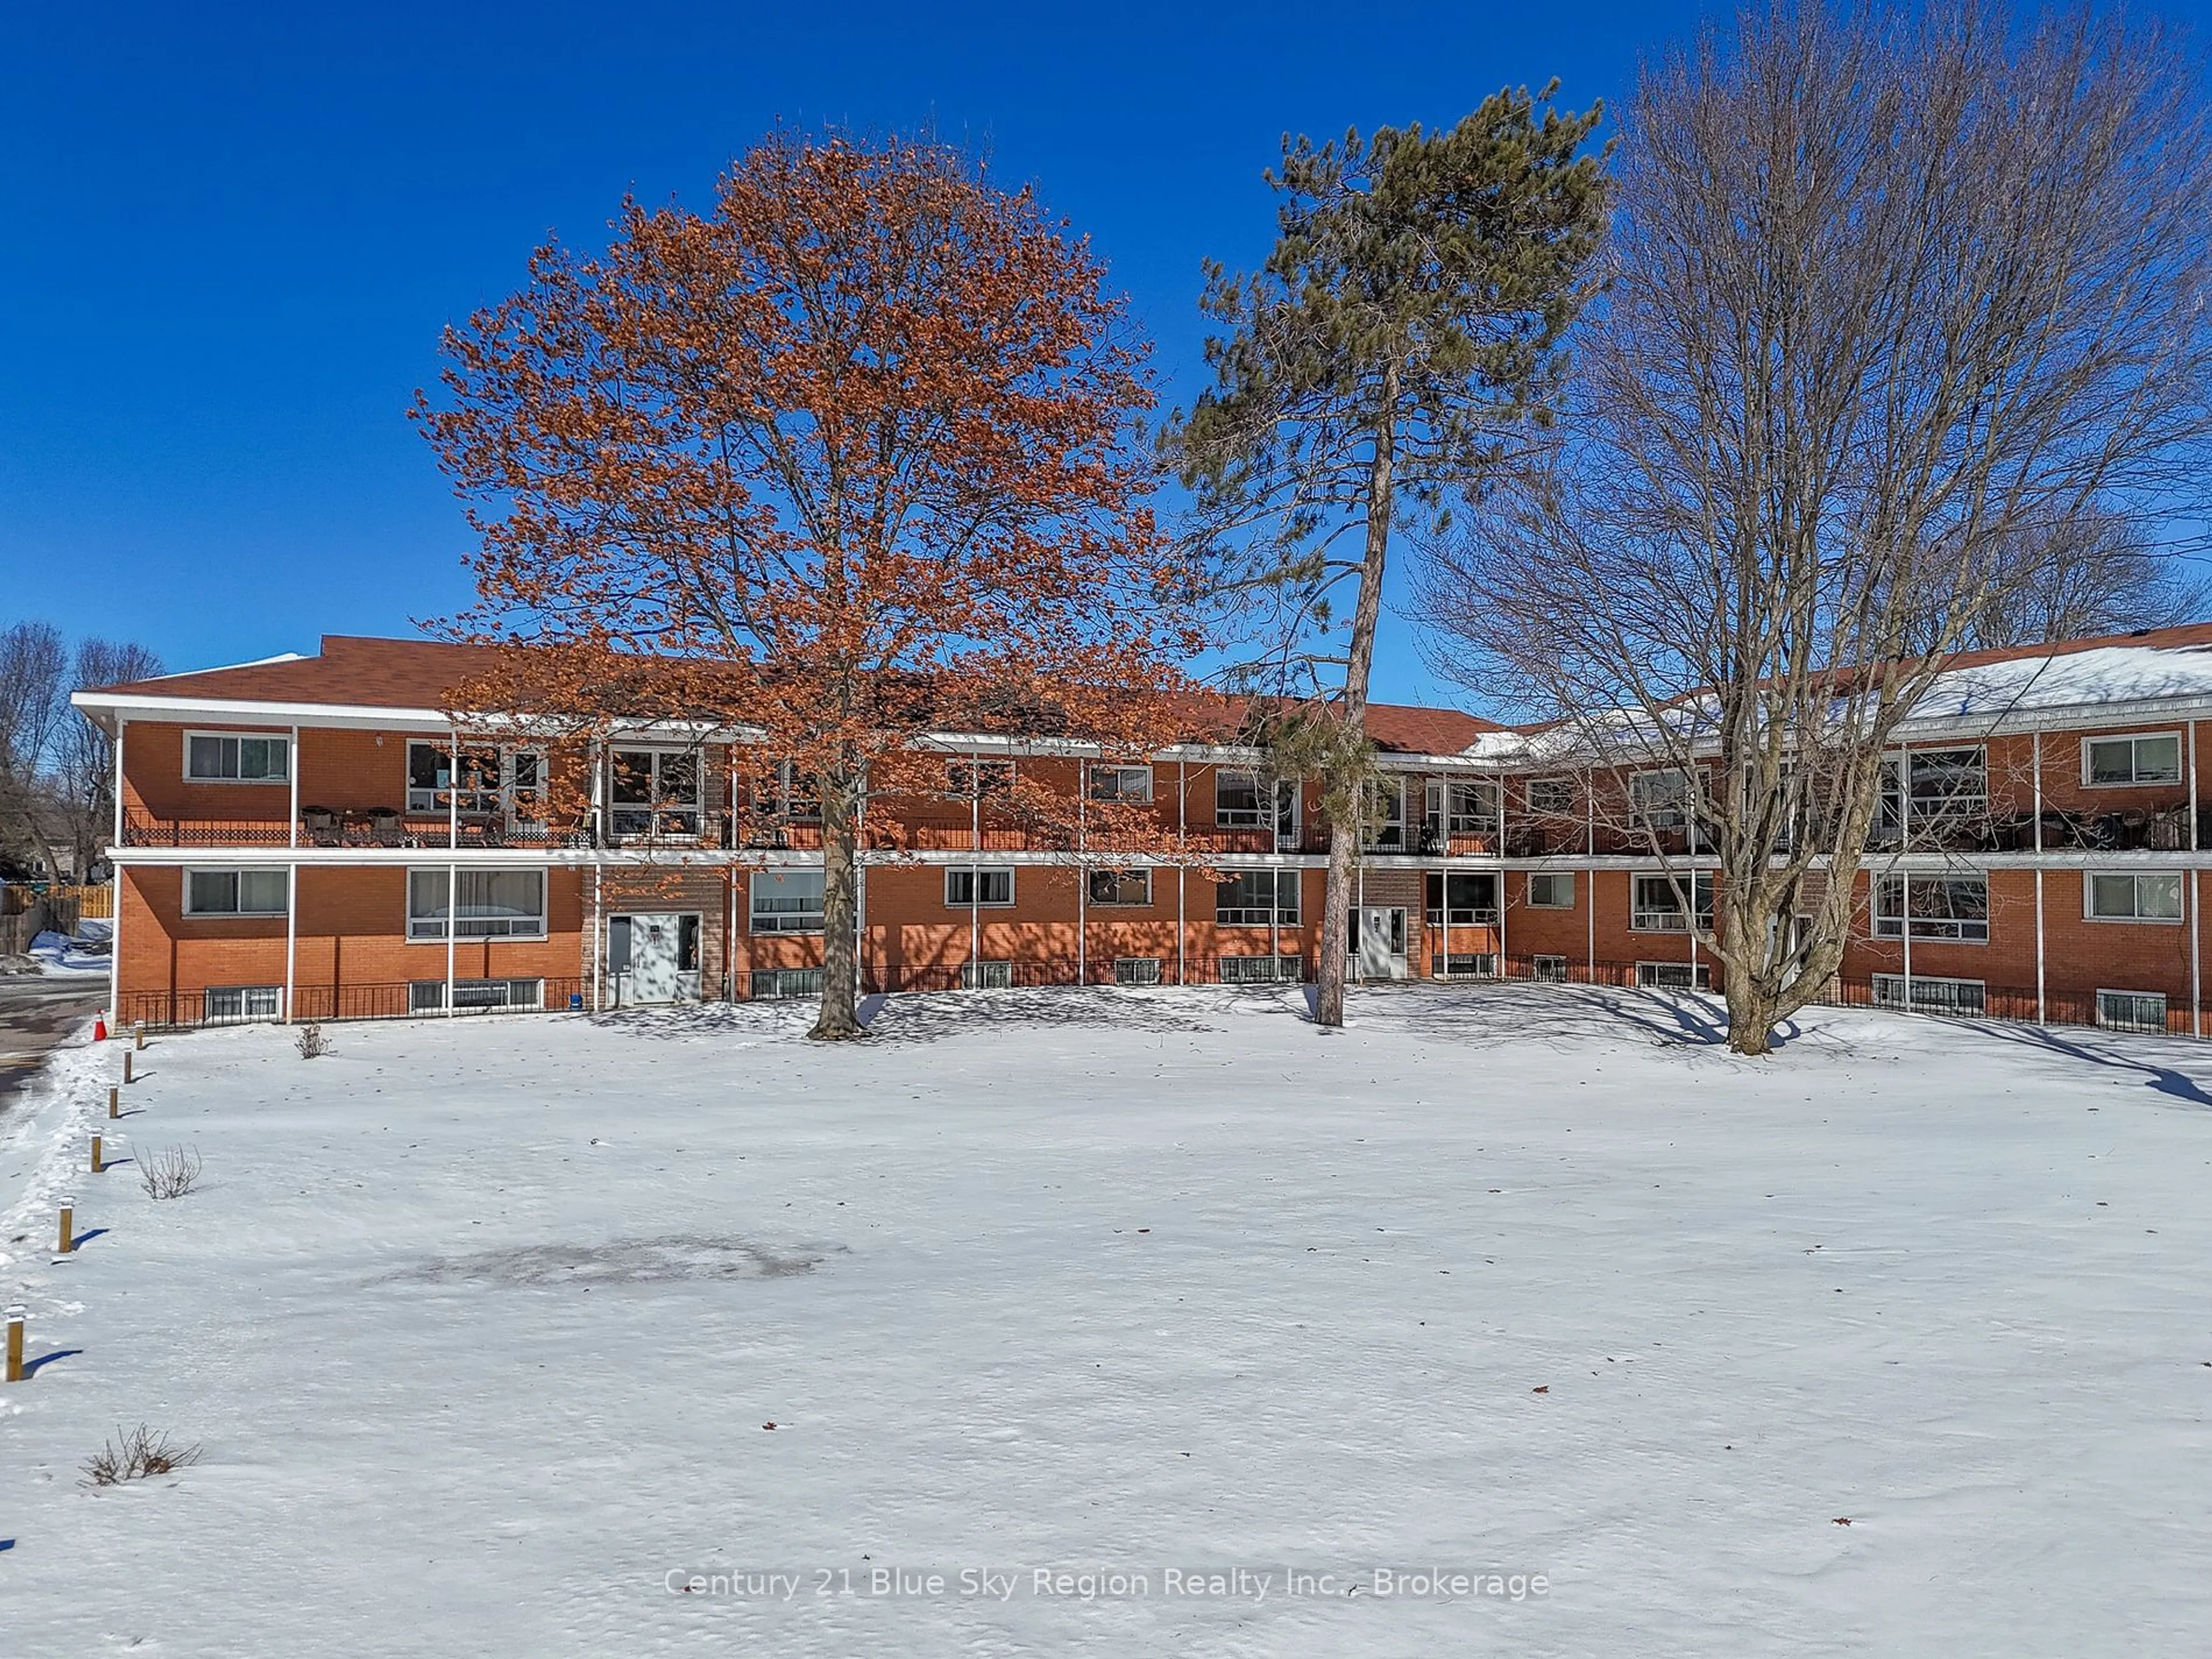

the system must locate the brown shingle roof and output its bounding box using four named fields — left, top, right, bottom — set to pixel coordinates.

left=85, top=635, right=497, bottom=709
left=84, top=635, right=1510, bottom=756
